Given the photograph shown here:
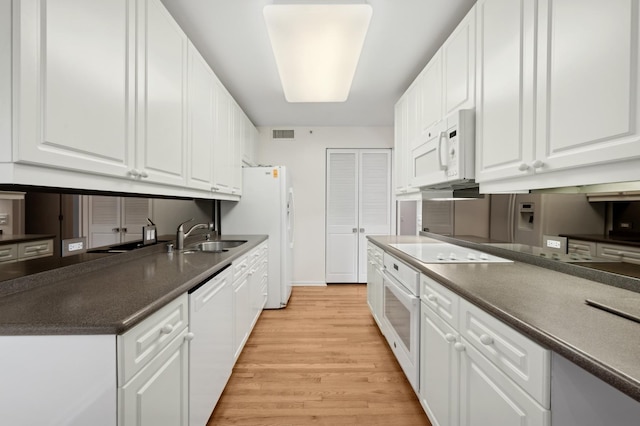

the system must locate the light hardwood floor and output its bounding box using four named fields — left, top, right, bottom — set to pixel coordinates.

left=208, top=284, right=431, bottom=426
